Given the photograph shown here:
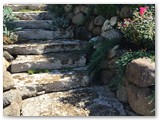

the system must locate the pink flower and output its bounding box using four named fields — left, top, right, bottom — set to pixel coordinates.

left=139, top=7, right=147, bottom=15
